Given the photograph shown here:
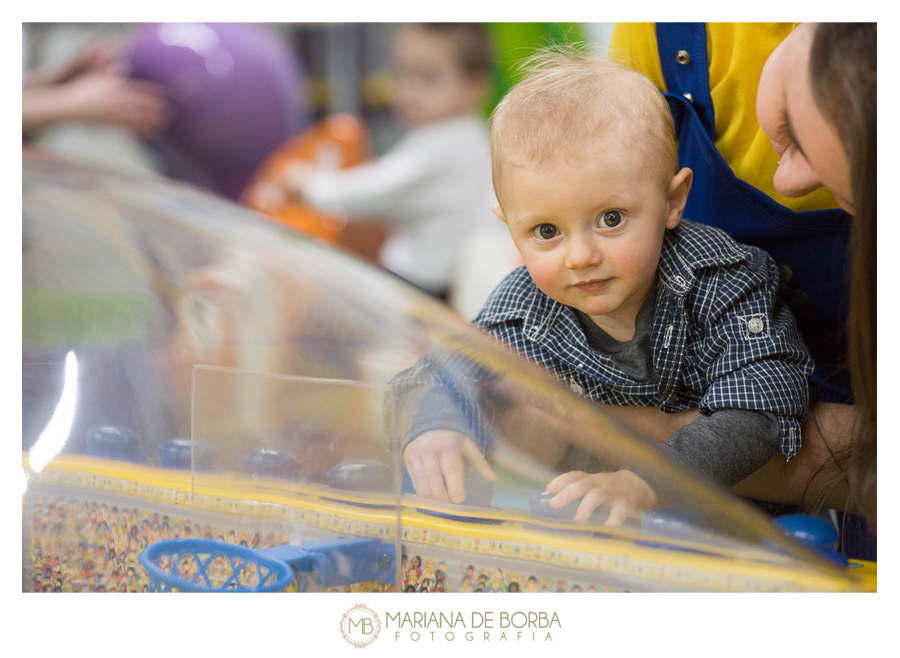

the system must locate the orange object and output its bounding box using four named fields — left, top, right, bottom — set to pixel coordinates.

left=241, top=114, right=370, bottom=243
